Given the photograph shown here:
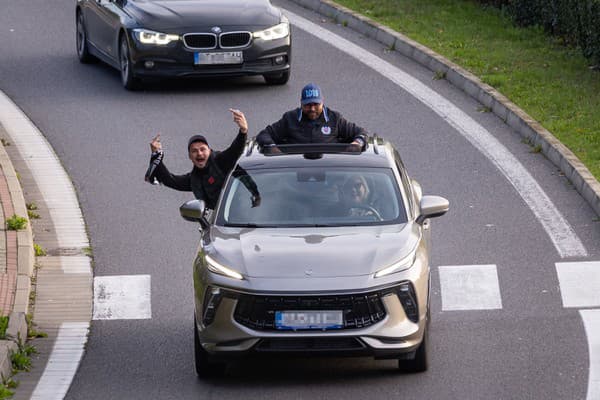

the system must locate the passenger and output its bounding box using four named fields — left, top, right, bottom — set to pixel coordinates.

left=145, top=109, right=259, bottom=209
left=256, top=83, right=368, bottom=151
